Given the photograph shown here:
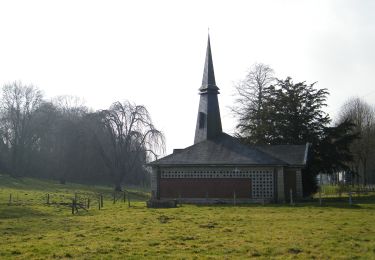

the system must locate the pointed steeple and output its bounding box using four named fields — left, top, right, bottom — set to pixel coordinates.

left=199, top=34, right=219, bottom=93
left=194, top=34, right=222, bottom=144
